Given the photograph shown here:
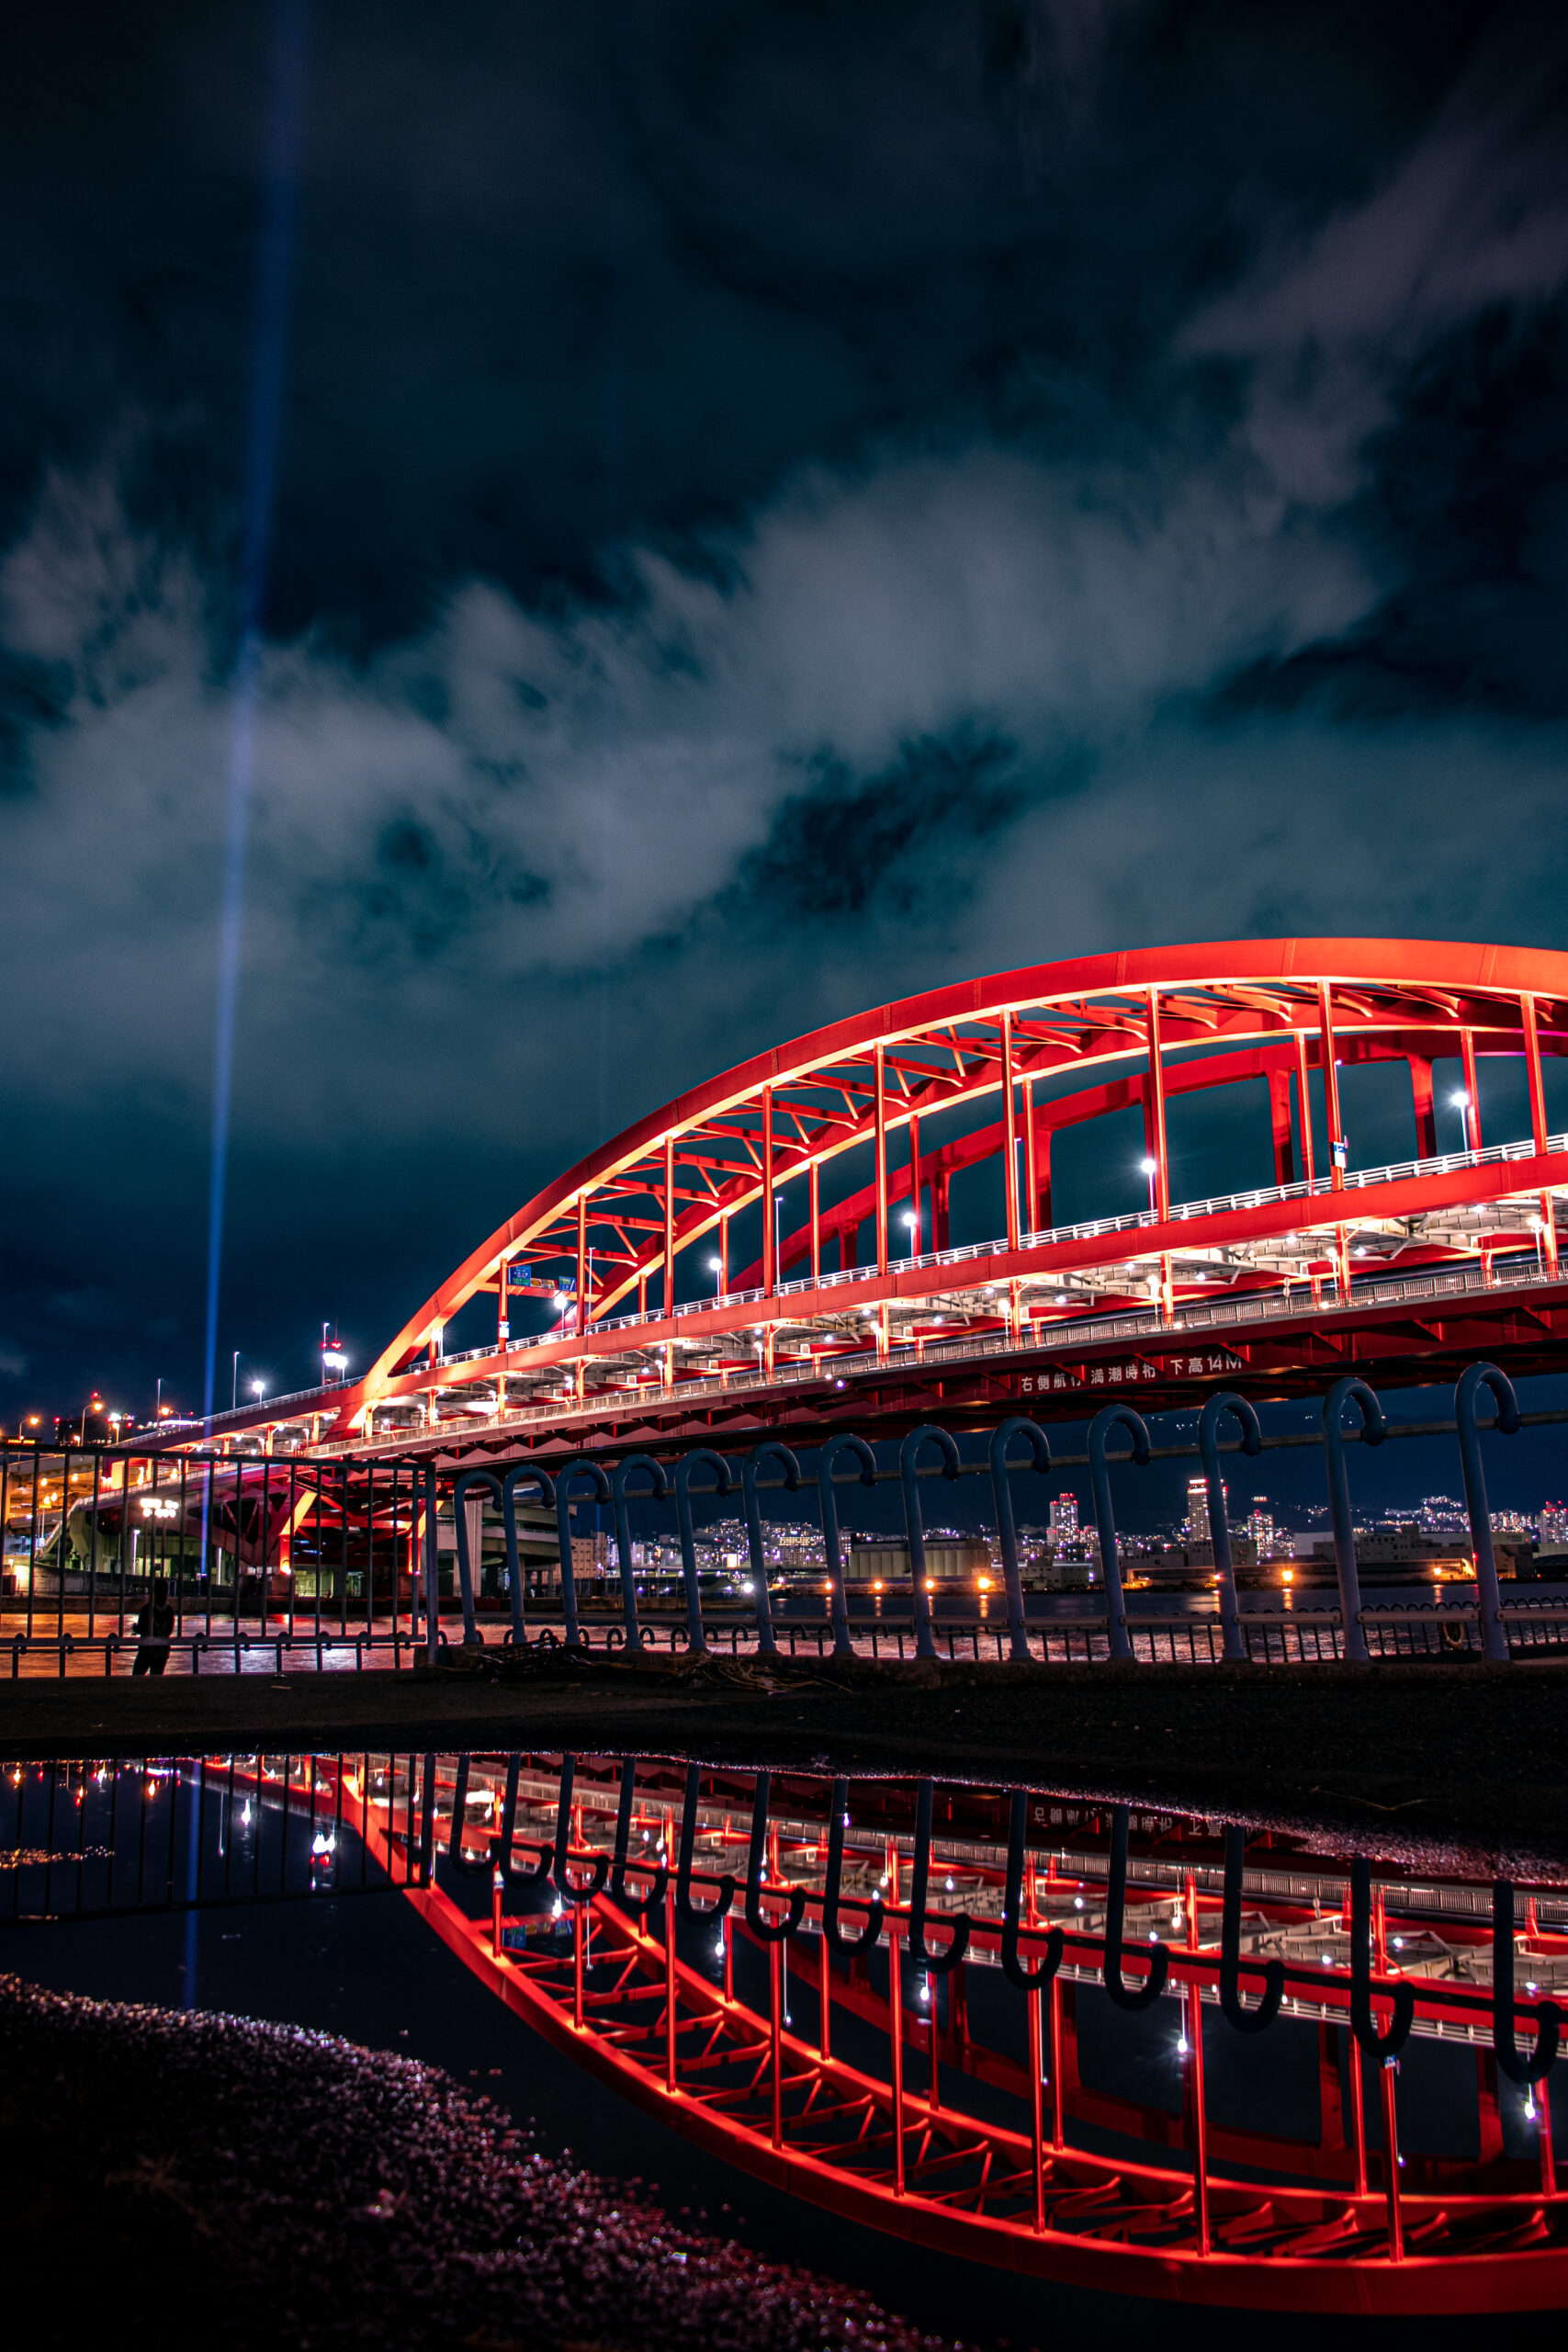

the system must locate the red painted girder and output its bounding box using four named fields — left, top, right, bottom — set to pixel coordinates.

left=348, top=939, right=1568, bottom=1429
left=356, top=1829, right=1568, bottom=2305
left=349, top=1148, right=1568, bottom=1423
